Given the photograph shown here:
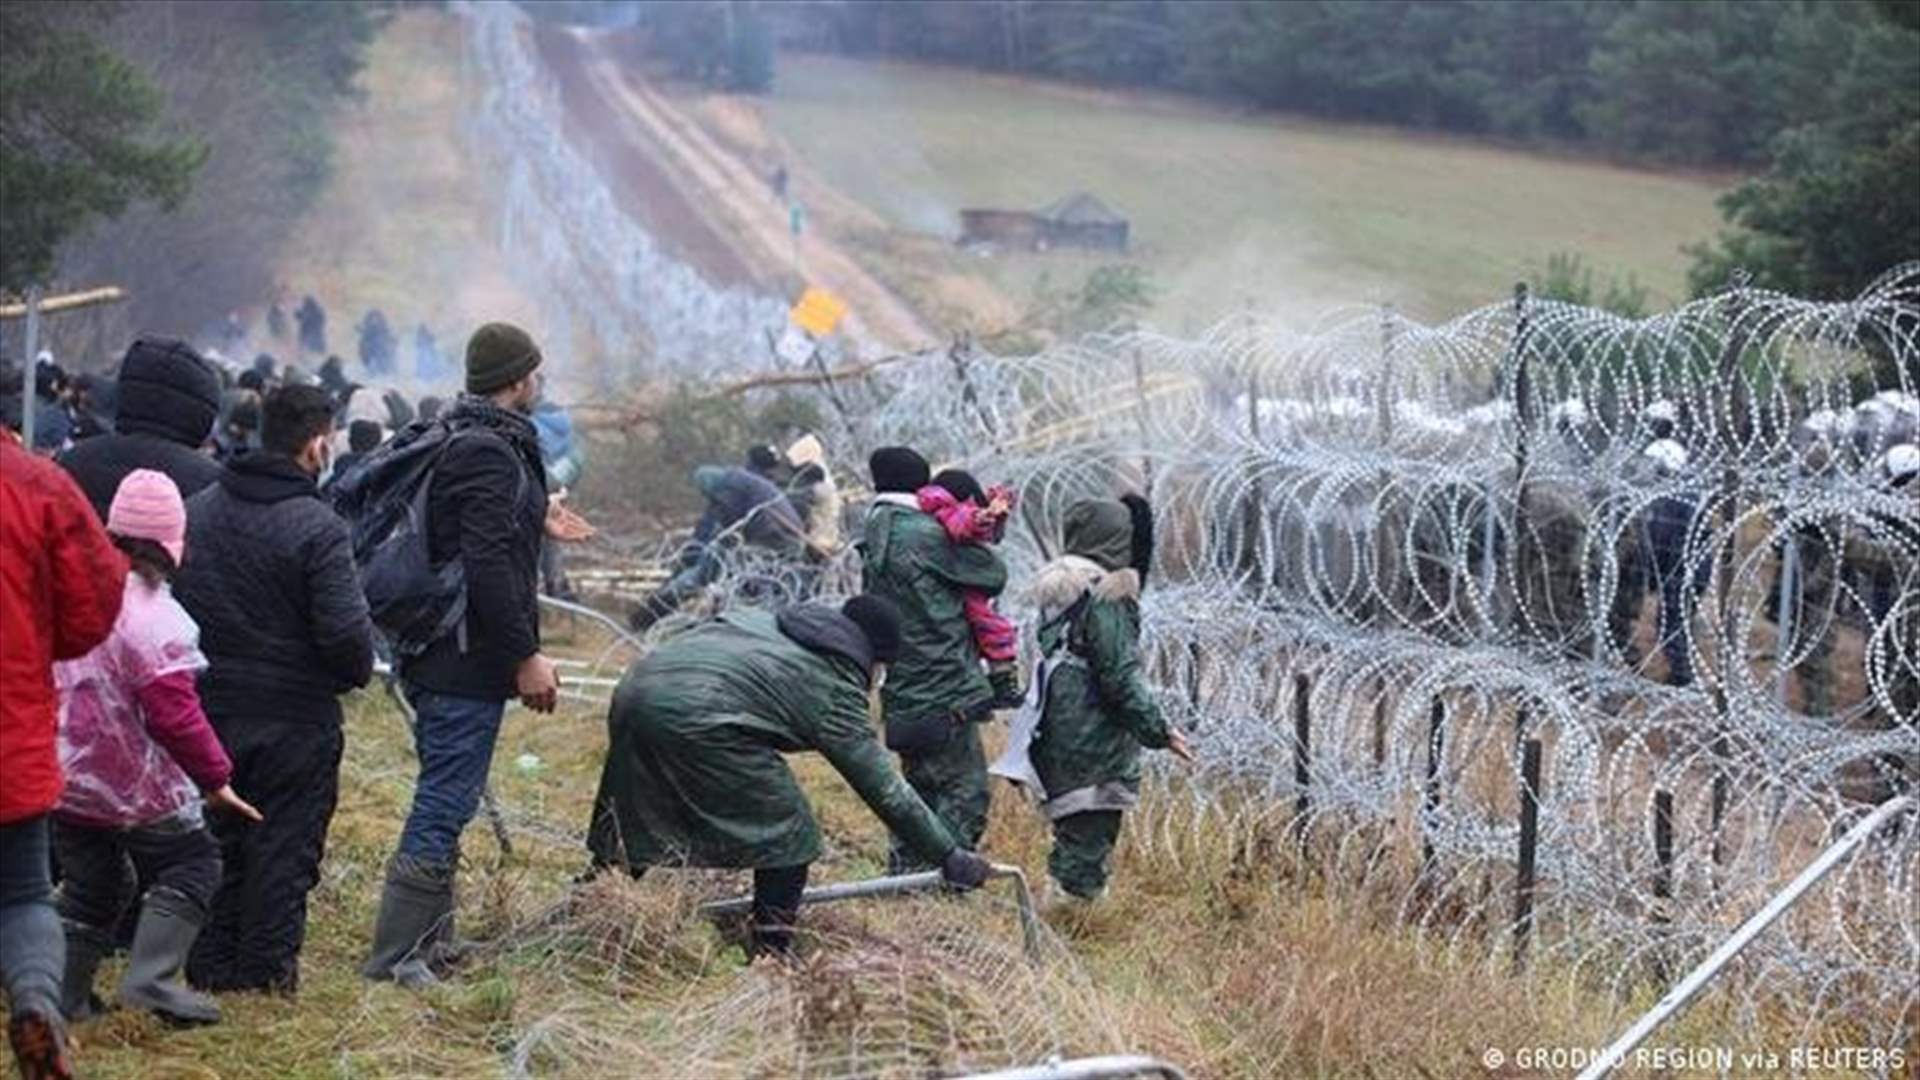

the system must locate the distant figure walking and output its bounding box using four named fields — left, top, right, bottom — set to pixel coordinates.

left=295, top=297, right=327, bottom=356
